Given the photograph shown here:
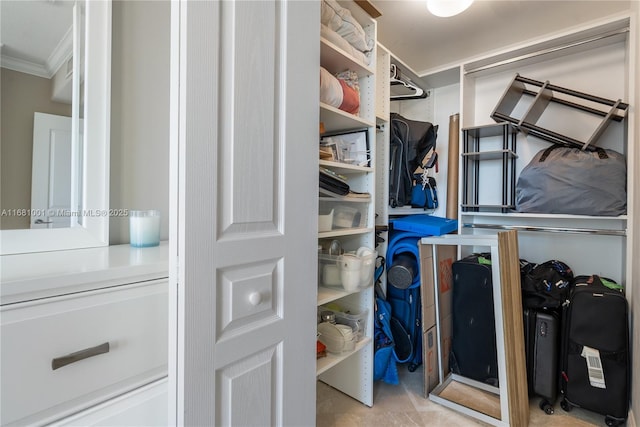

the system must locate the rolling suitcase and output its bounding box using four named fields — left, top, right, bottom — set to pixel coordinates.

left=523, top=308, right=560, bottom=414
left=520, top=259, right=573, bottom=415
left=450, top=254, right=499, bottom=386
left=560, top=275, right=630, bottom=426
